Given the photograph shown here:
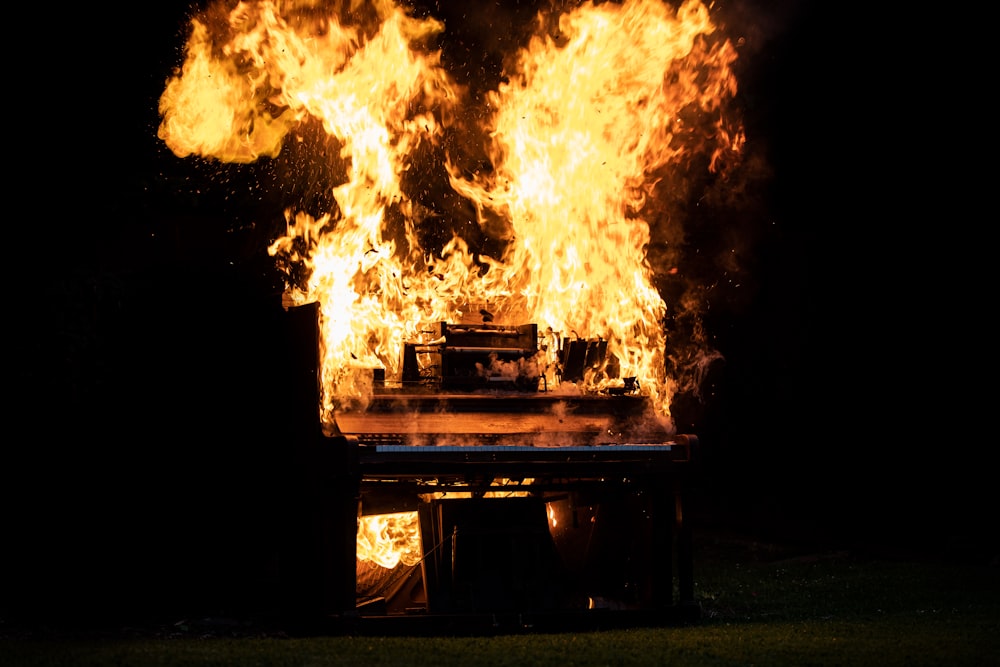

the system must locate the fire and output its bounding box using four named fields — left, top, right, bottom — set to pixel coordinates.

left=157, top=0, right=742, bottom=431
left=357, top=511, right=421, bottom=569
